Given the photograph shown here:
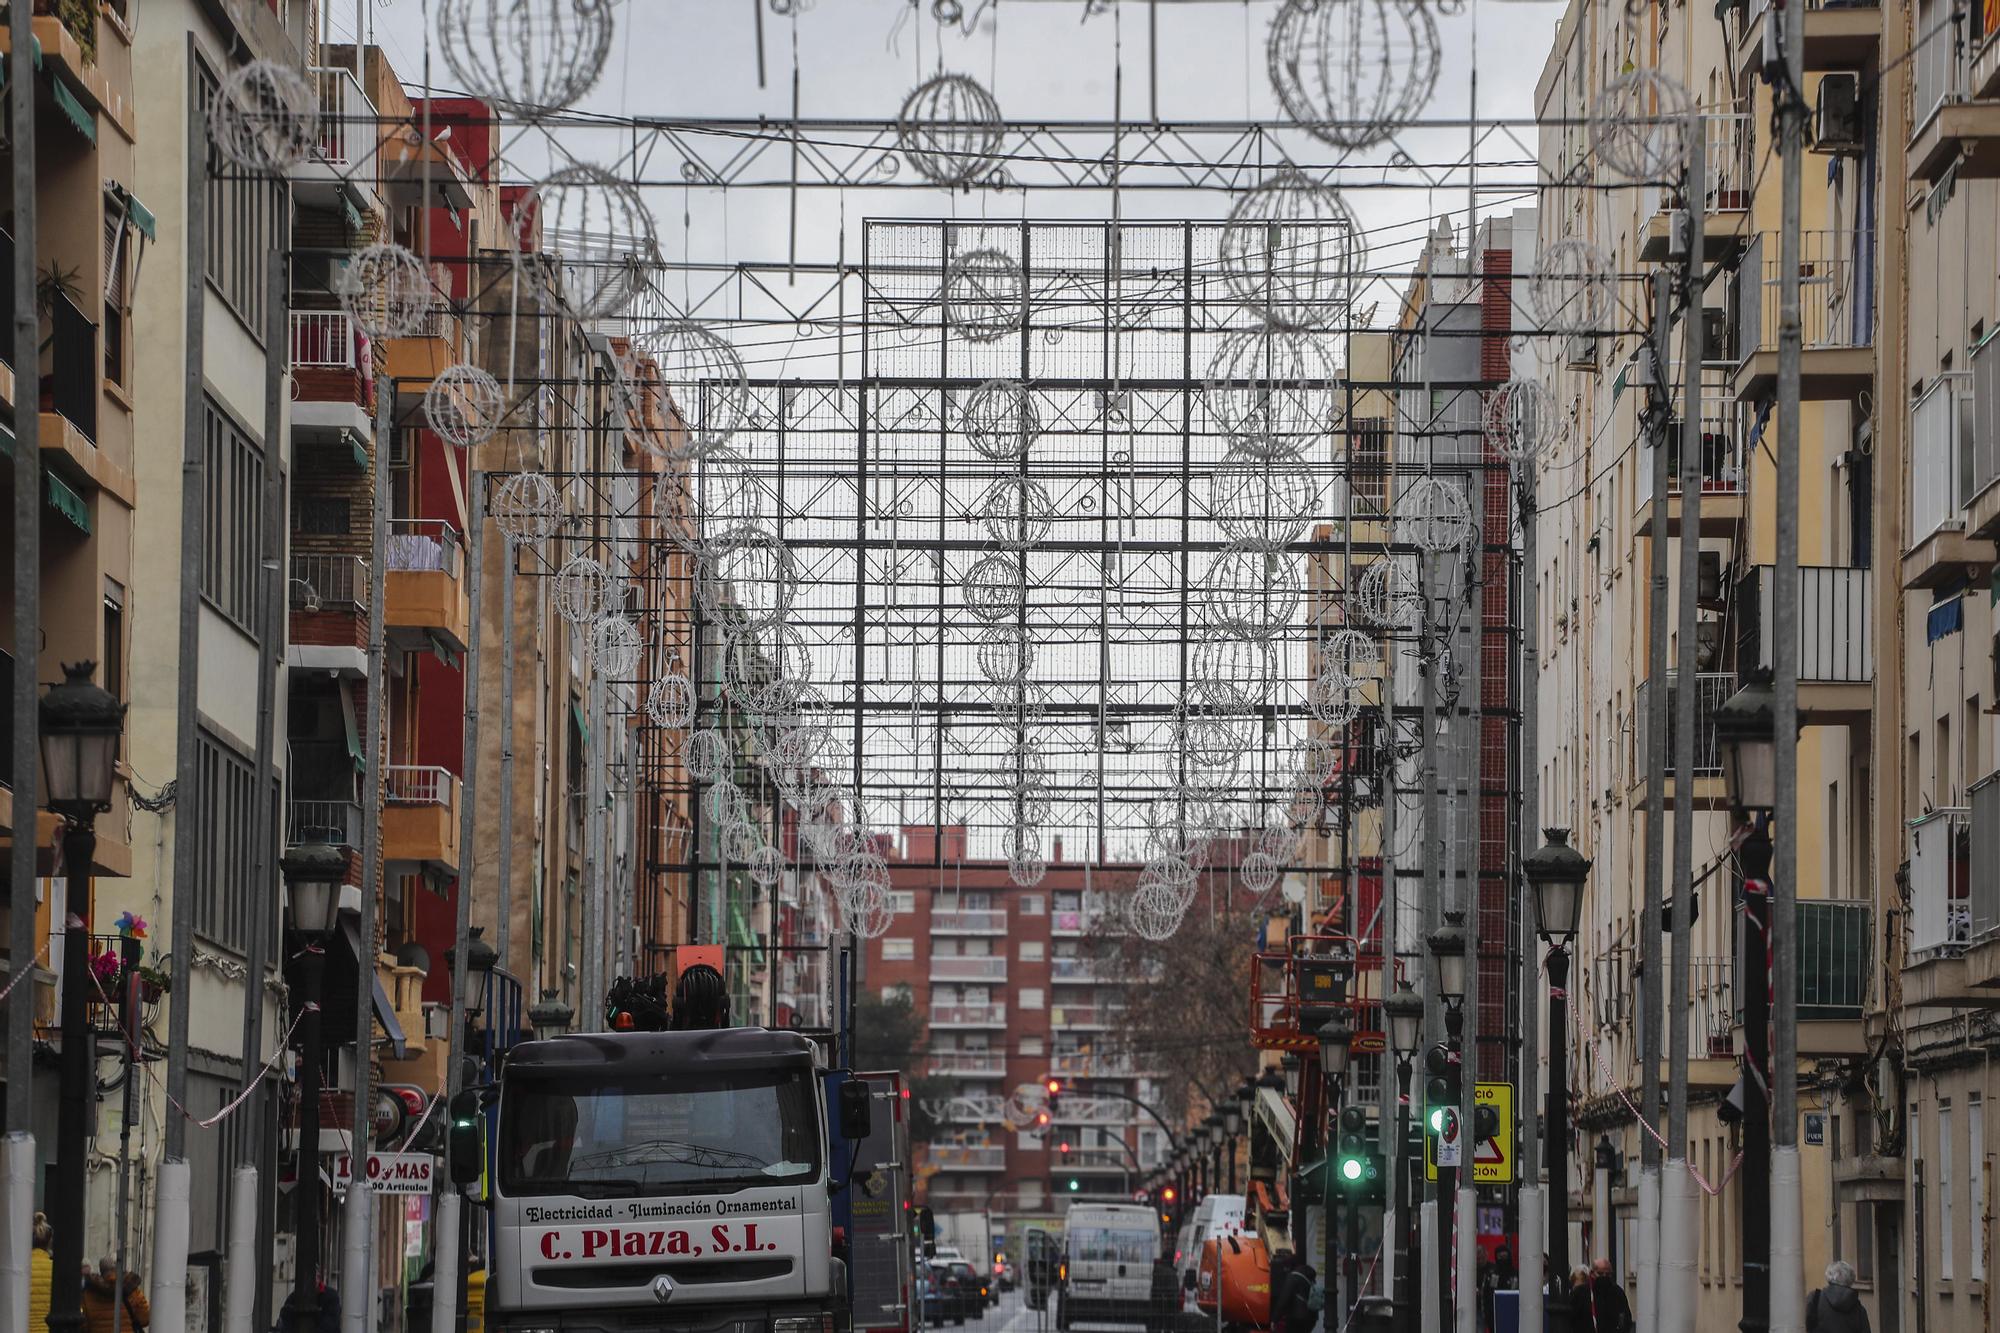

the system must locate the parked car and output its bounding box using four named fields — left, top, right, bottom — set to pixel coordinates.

left=925, top=1262, right=966, bottom=1325
left=946, top=1260, right=990, bottom=1318
left=917, top=1264, right=947, bottom=1326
